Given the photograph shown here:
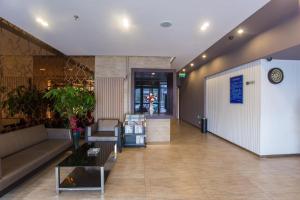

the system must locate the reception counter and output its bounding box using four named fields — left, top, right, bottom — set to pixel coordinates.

left=146, top=118, right=170, bottom=143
